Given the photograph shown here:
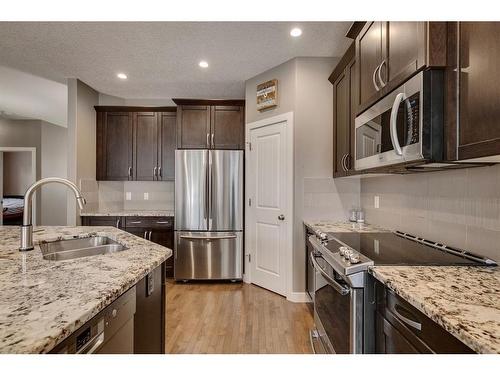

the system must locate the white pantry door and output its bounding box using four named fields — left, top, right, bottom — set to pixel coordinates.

left=247, top=119, right=289, bottom=296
